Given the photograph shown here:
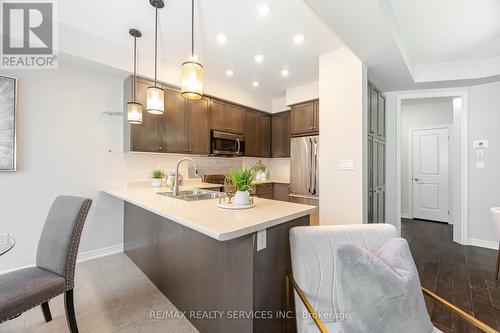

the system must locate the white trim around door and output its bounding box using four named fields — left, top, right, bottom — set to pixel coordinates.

left=395, top=89, right=468, bottom=245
